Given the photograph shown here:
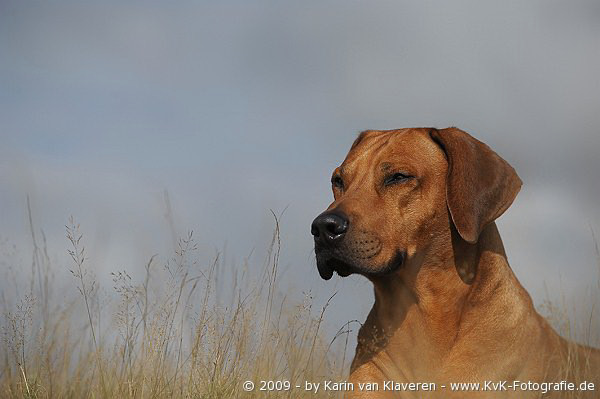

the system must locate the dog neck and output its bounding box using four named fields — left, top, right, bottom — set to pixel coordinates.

left=355, top=222, right=525, bottom=377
